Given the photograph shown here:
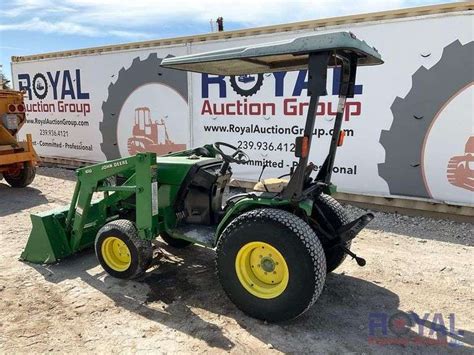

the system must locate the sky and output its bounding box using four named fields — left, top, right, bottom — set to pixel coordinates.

left=0, top=0, right=458, bottom=83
